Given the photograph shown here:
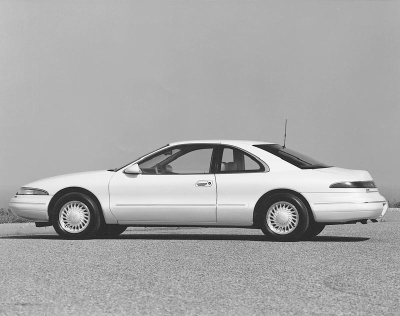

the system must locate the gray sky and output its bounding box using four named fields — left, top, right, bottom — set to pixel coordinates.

left=1, top=0, right=399, bottom=209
